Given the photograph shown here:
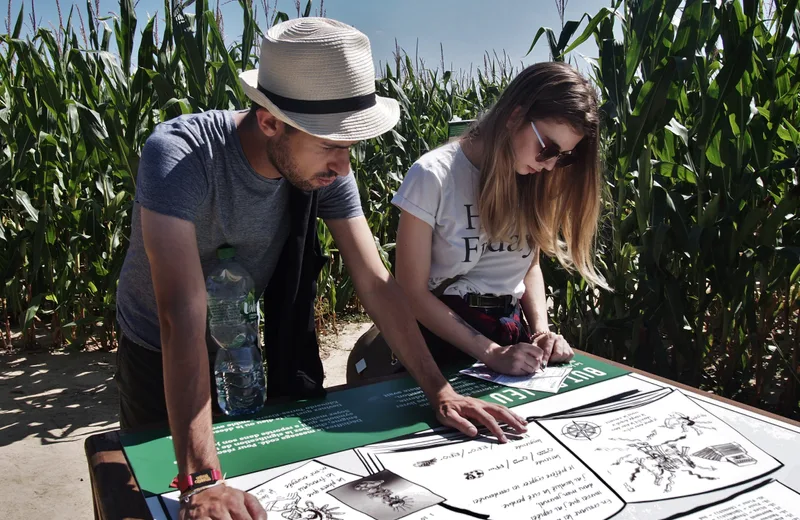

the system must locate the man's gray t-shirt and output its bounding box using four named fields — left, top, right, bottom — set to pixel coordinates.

left=117, top=110, right=363, bottom=351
